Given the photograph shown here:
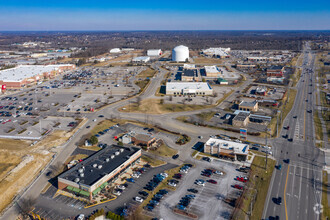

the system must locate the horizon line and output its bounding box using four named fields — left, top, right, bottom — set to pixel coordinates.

left=1, top=29, right=330, bottom=32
